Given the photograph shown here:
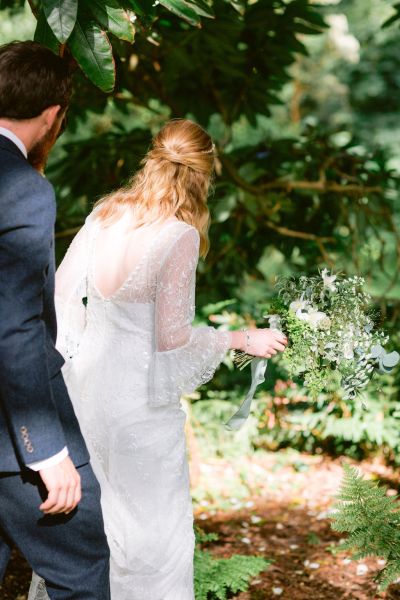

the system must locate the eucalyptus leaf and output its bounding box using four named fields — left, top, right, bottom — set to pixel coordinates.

left=370, top=344, right=384, bottom=359
left=379, top=364, right=394, bottom=374
left=43, top=0, right=78, bottom=43
left=69, top=18, right=115, bottom=92
left=382, top=351, right=400, bottom=369
left=88, top=0, right=135, bottom=43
